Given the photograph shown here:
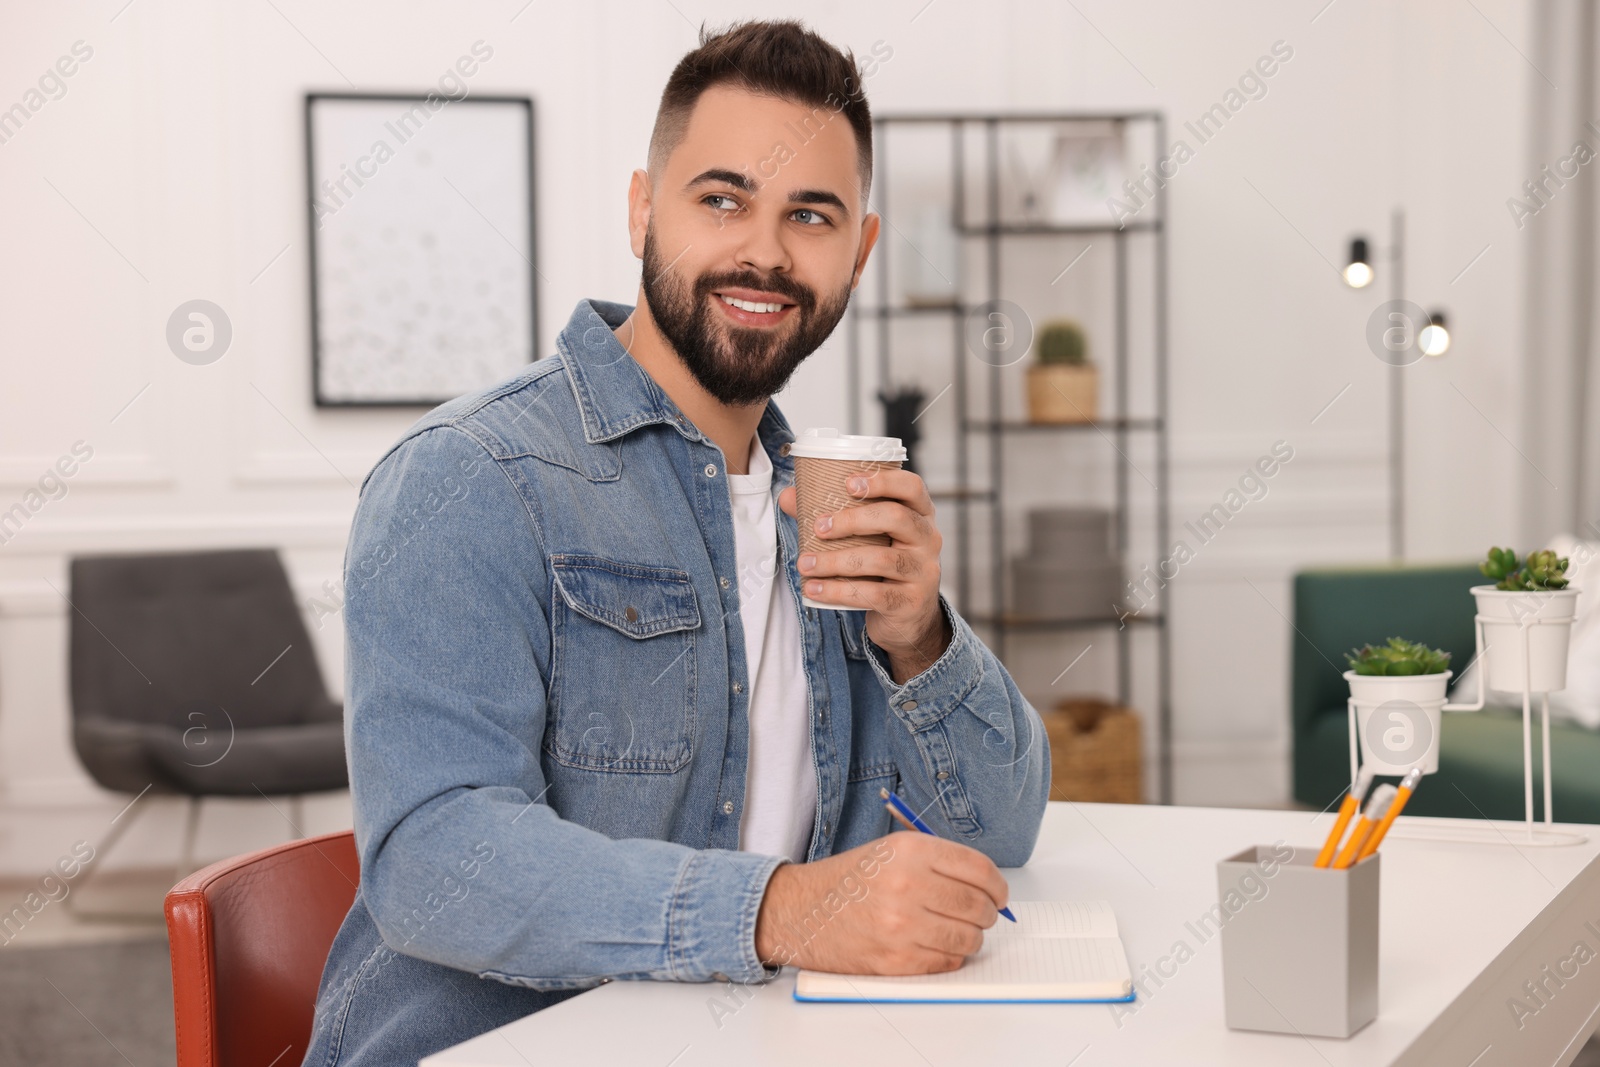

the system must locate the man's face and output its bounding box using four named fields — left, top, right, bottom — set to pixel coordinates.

left=632, top=85, right=879, bottom=406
